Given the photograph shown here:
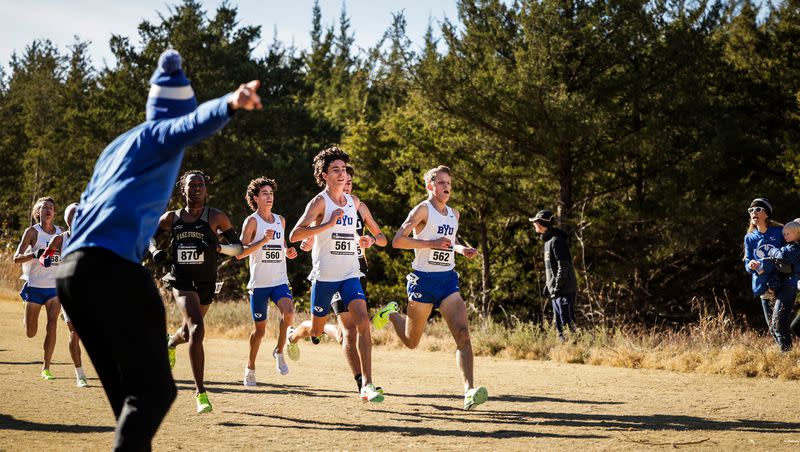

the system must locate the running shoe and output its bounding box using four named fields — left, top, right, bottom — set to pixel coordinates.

left=41, top=369, right=54, bottom=381
left=273, top=349, right=289, bottom=375
left=310, top=335, right=321, bottom=345
left=464, top=386, right=488, bottom=410
left=286, top=327, right=300, bottom=361
left=166, top=334, right=176, bottom=370
left=243, top=367, right=257, bottom=387
left=372, top=301, right=398, bottom=330
left=76, top=376, right=89, bottom=388
left=196, top=392, right=212, bottom=414
left=357, top=375, right=384, bottom=395
left=360, top=383, right=384, bottom=403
